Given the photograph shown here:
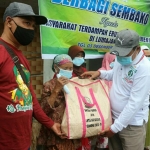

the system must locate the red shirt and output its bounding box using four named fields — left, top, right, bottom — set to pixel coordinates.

left=0, top=39, right=54, bottom=150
